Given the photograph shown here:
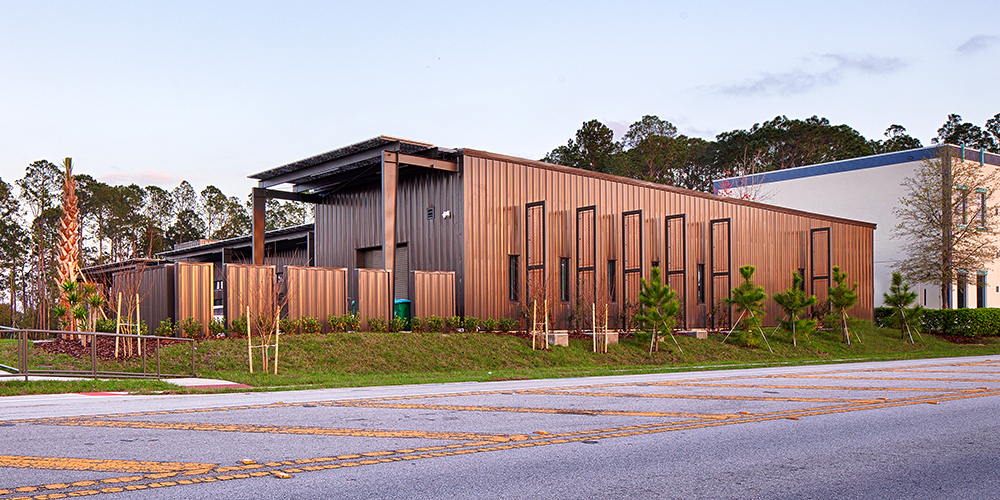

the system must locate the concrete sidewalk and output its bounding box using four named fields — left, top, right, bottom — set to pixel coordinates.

left=1, top=372, right=250, bottom=389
